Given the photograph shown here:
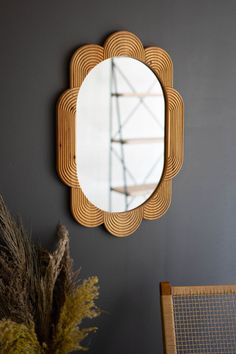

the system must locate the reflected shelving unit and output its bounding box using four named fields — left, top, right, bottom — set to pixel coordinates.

left=109, top=58, right=164, bottom=212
